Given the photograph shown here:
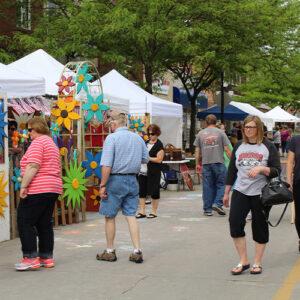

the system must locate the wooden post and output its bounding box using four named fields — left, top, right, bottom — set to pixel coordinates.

left=9, top=164, right=17, bottom=239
